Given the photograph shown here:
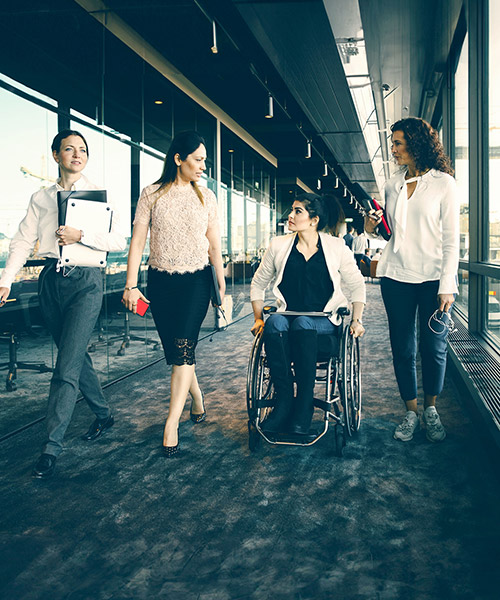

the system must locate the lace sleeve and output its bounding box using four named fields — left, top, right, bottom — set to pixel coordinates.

left=133, top=185, right=157, bottom=226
